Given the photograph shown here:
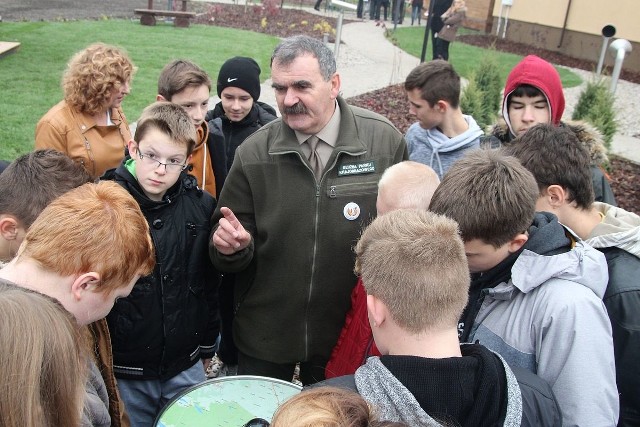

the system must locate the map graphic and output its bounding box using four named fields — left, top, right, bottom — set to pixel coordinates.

left=155, top=376, right=301, bottom=427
